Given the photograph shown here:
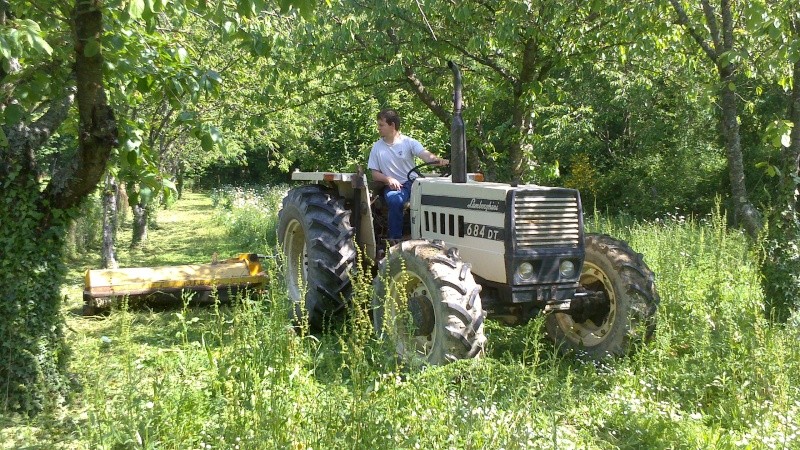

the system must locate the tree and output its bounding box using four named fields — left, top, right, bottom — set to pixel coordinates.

left=0, top=0, right=312, bottom=416
left=667, top=0, right=762, bottom=237
left=1, top=0, right=115, bottom=414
